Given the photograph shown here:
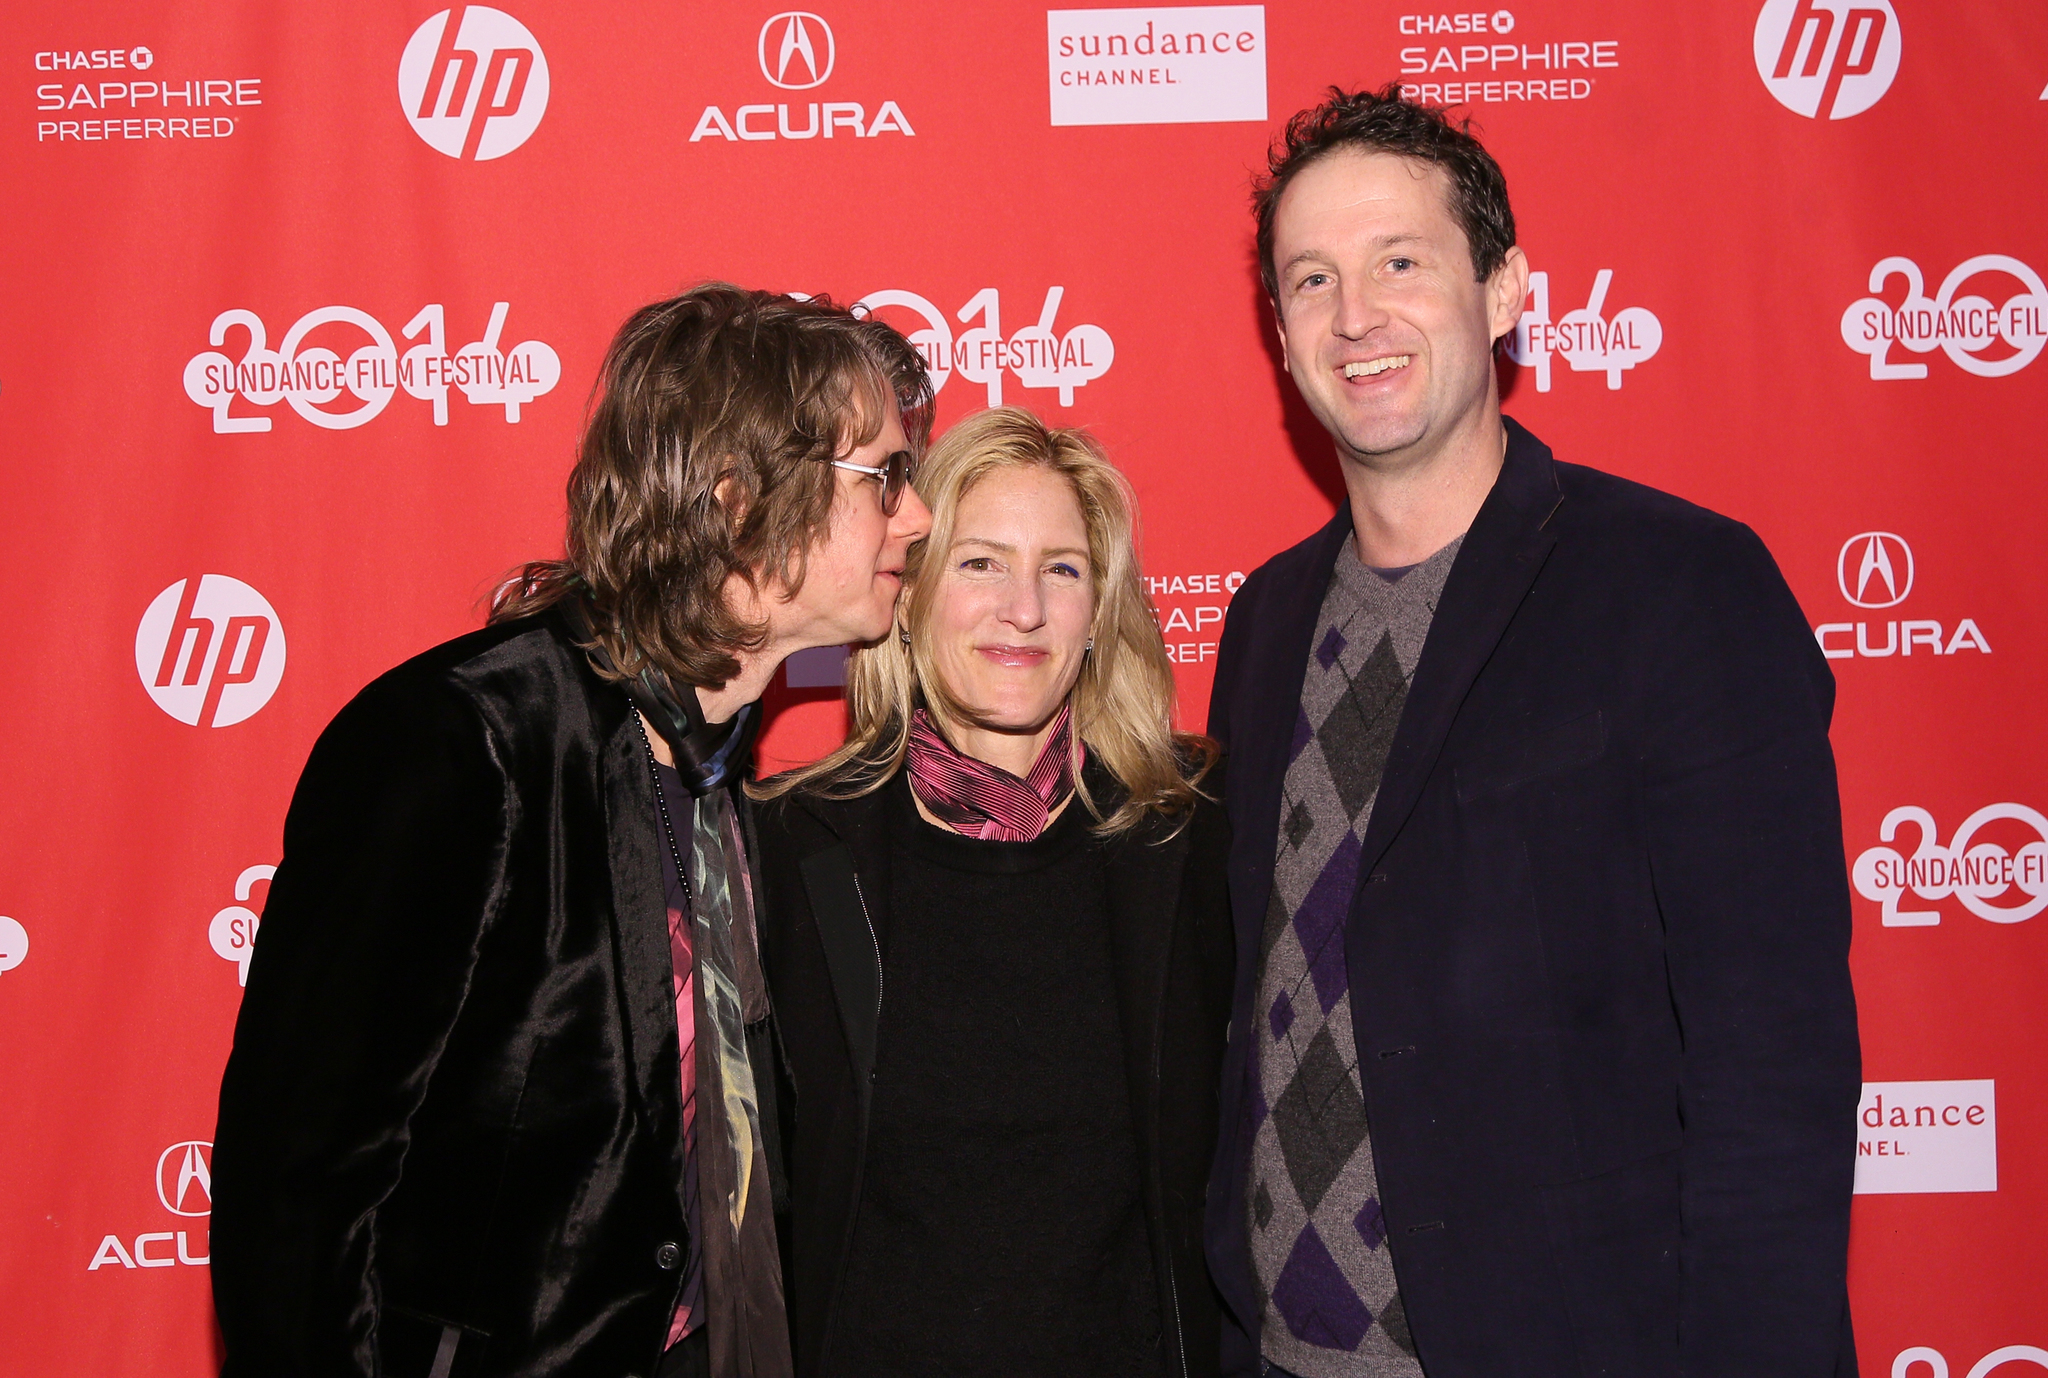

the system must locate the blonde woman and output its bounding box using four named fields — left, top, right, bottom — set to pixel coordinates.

left=752, top=407, right=1232, bottom=1378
